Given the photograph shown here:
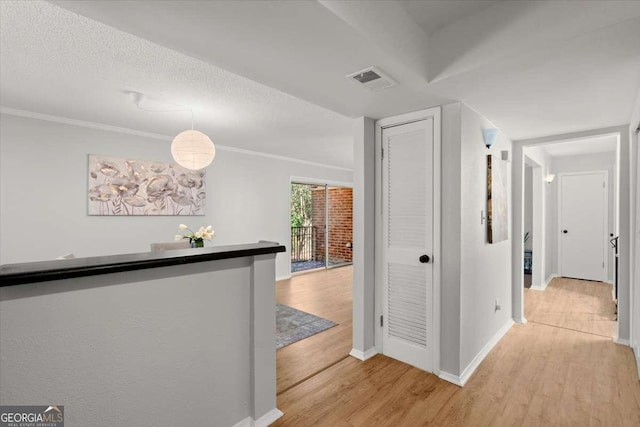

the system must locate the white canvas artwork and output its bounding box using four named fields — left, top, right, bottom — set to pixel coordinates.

left=487, top=154, right=508, bottom=243
left=88, top=155, right=206, bottom=216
